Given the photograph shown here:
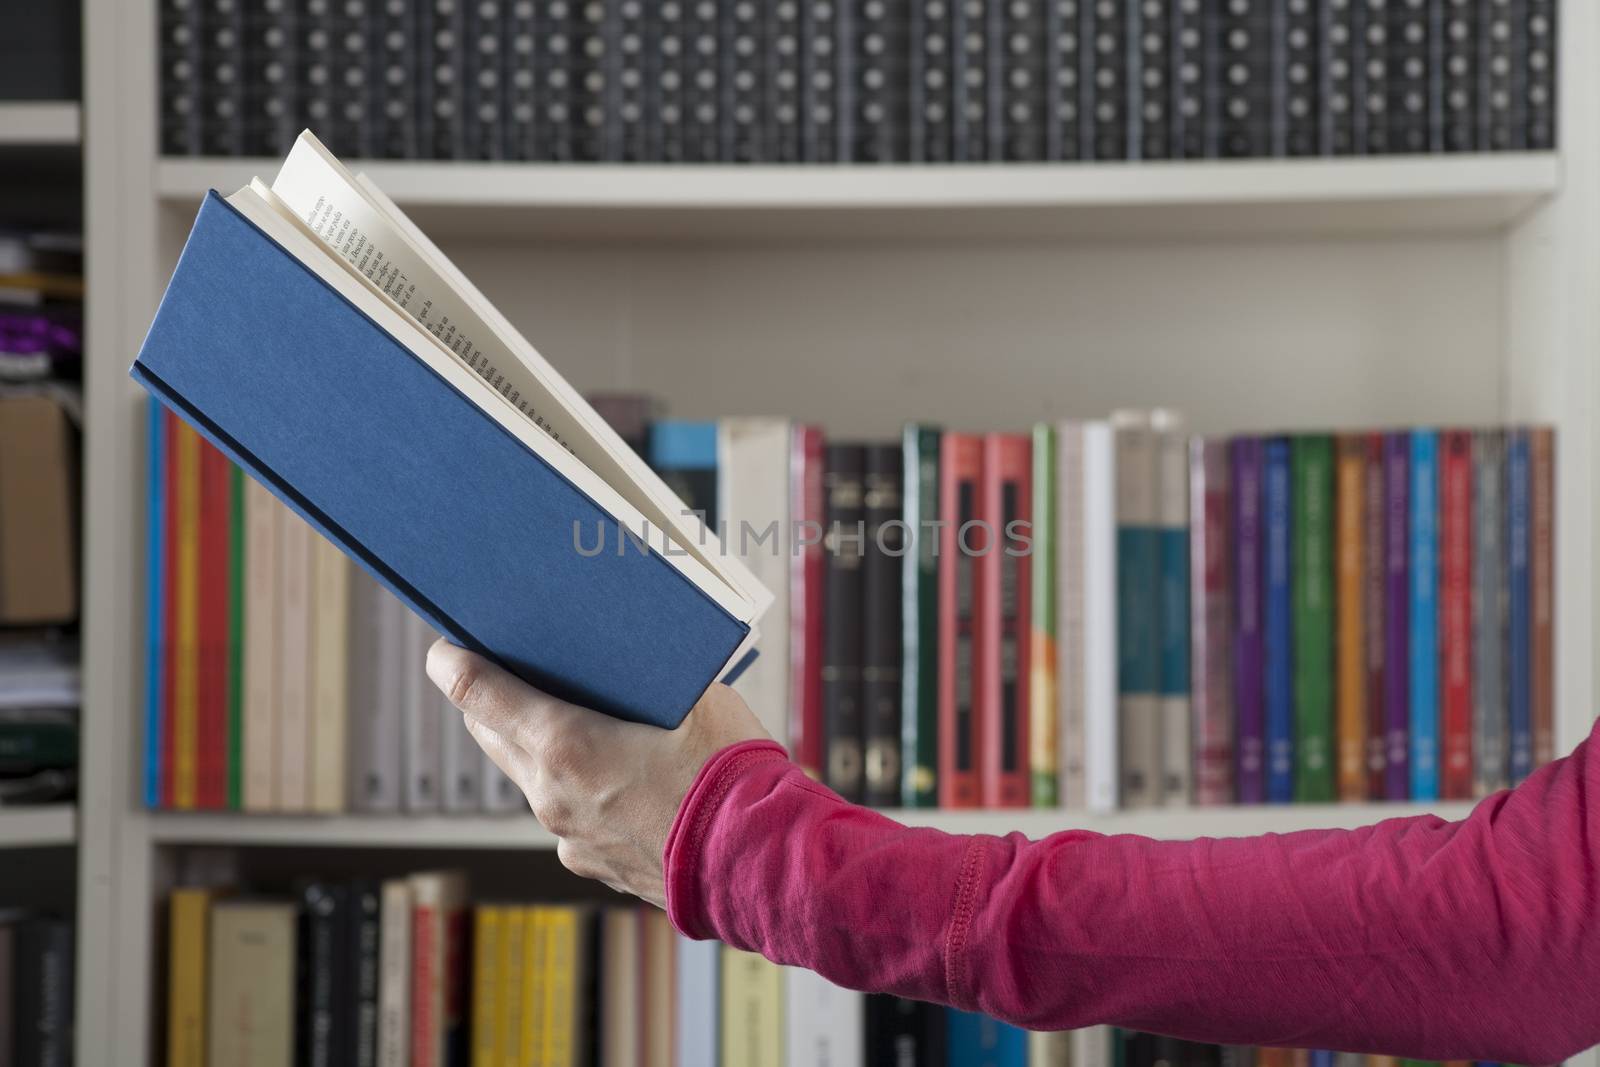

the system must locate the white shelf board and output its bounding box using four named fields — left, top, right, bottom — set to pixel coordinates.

left=147, top=801, right=1478, bottom=850
left=0, top=804, right=76, bottom=848
left=0, top=102, right=81, bottom=146
left=156, top=153, right=1561, bottom=242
